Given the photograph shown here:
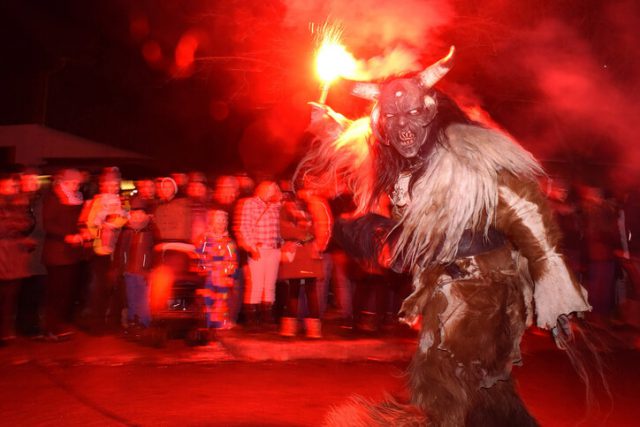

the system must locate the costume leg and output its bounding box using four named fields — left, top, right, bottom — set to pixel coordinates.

left=467, top=379, right=538, bottom=427
left=409, top=250, right=534, bottom=425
